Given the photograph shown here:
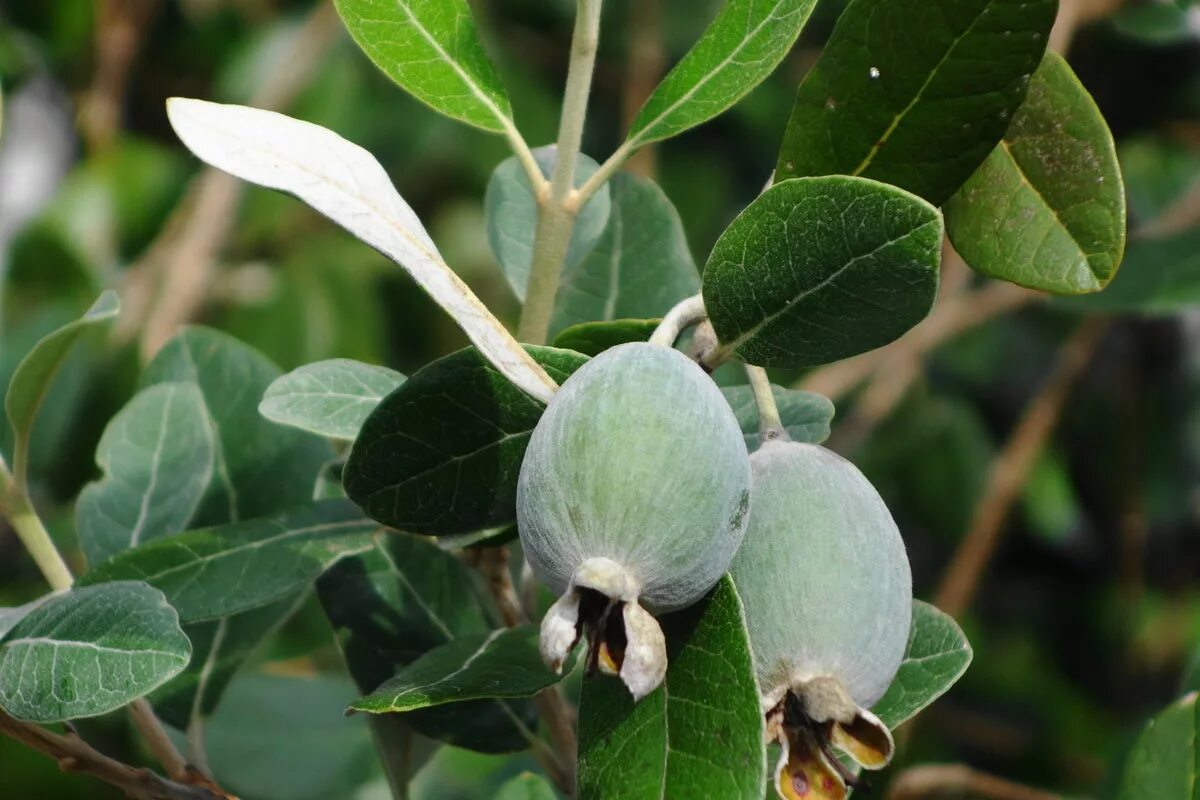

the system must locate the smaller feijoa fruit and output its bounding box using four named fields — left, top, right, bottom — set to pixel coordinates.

left=731, top=439, right=912, bottom=800
left=518, top=342, right=751, bottom=700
